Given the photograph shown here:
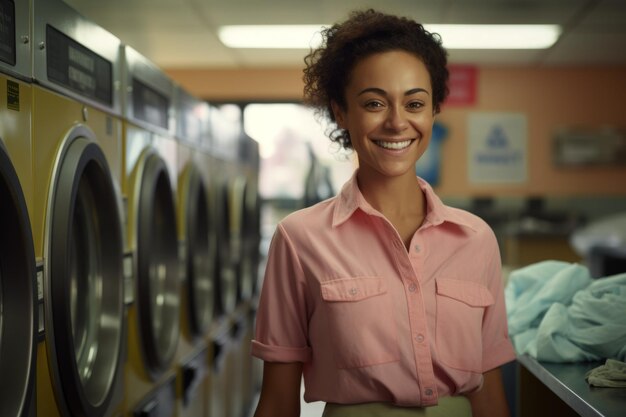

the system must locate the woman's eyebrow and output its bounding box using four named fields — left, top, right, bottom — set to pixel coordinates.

left=405, top=87, right=430, bottom=96
left=357, top=87, right=430, bottom=96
